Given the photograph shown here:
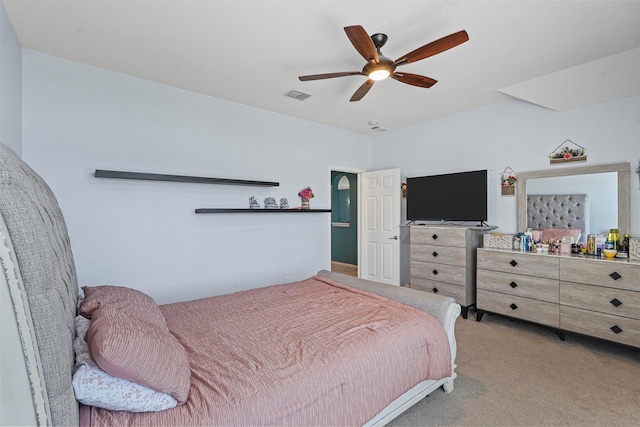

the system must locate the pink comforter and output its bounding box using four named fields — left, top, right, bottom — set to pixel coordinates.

left=86, top=276, right=451, bottom=426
